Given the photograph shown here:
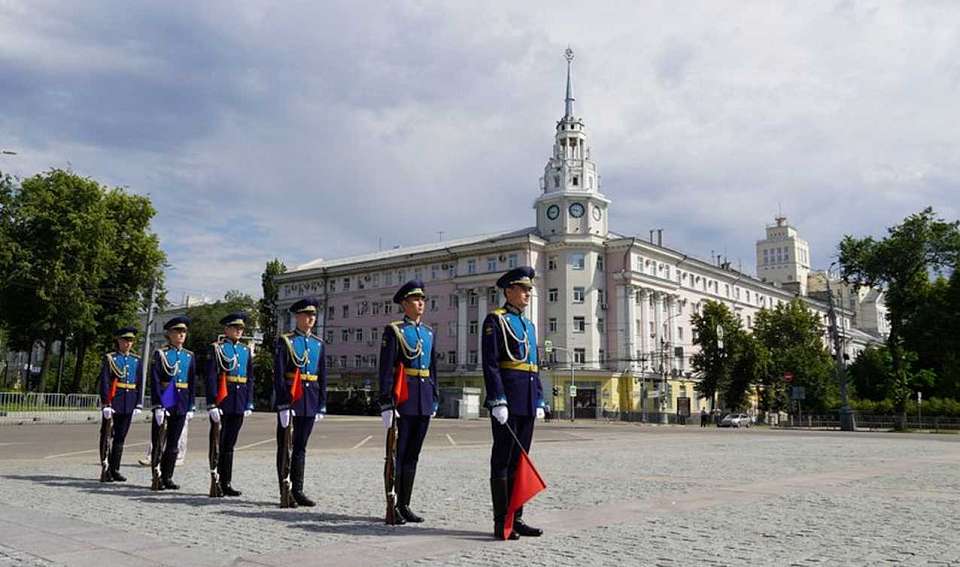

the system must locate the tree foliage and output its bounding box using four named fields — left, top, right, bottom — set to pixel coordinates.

left=184, top=290, right=258, bottom=398
left=254, top=259, right=286, bottom=408
left=690, top=300, right=764, bottom=411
